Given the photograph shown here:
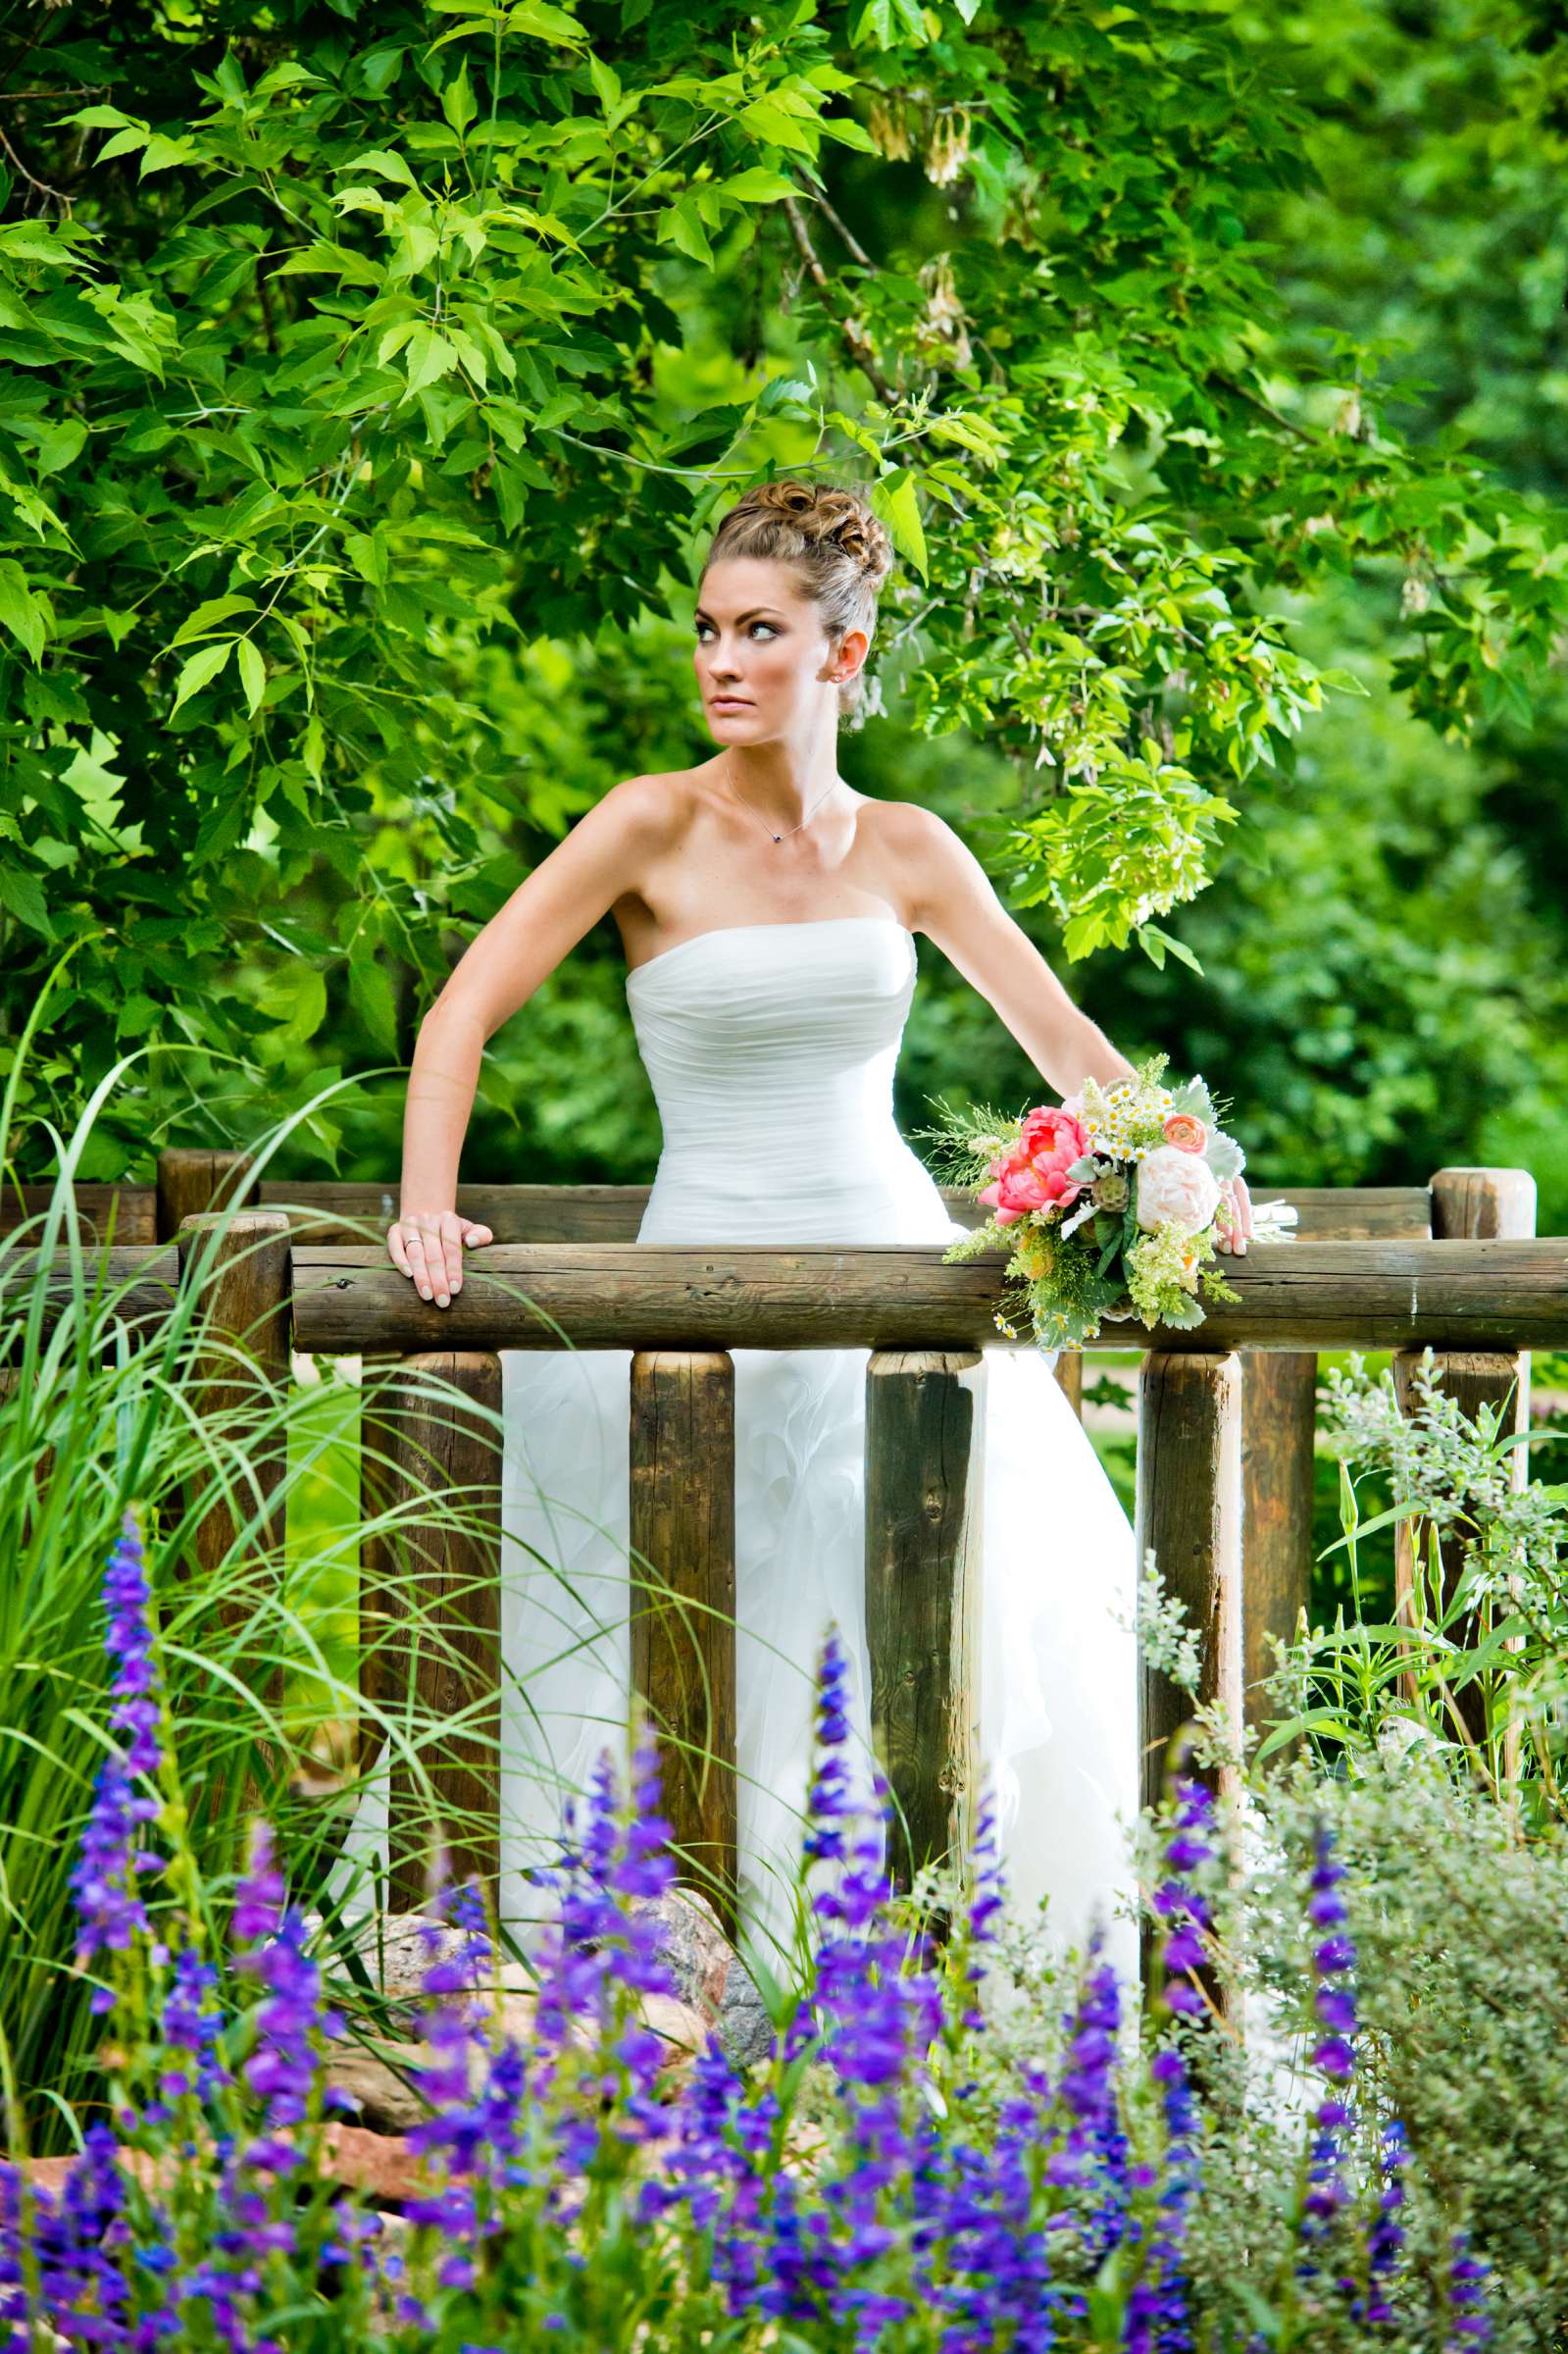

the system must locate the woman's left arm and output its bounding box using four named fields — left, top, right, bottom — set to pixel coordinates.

left=899, top=807, right=1254, bottom=1254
